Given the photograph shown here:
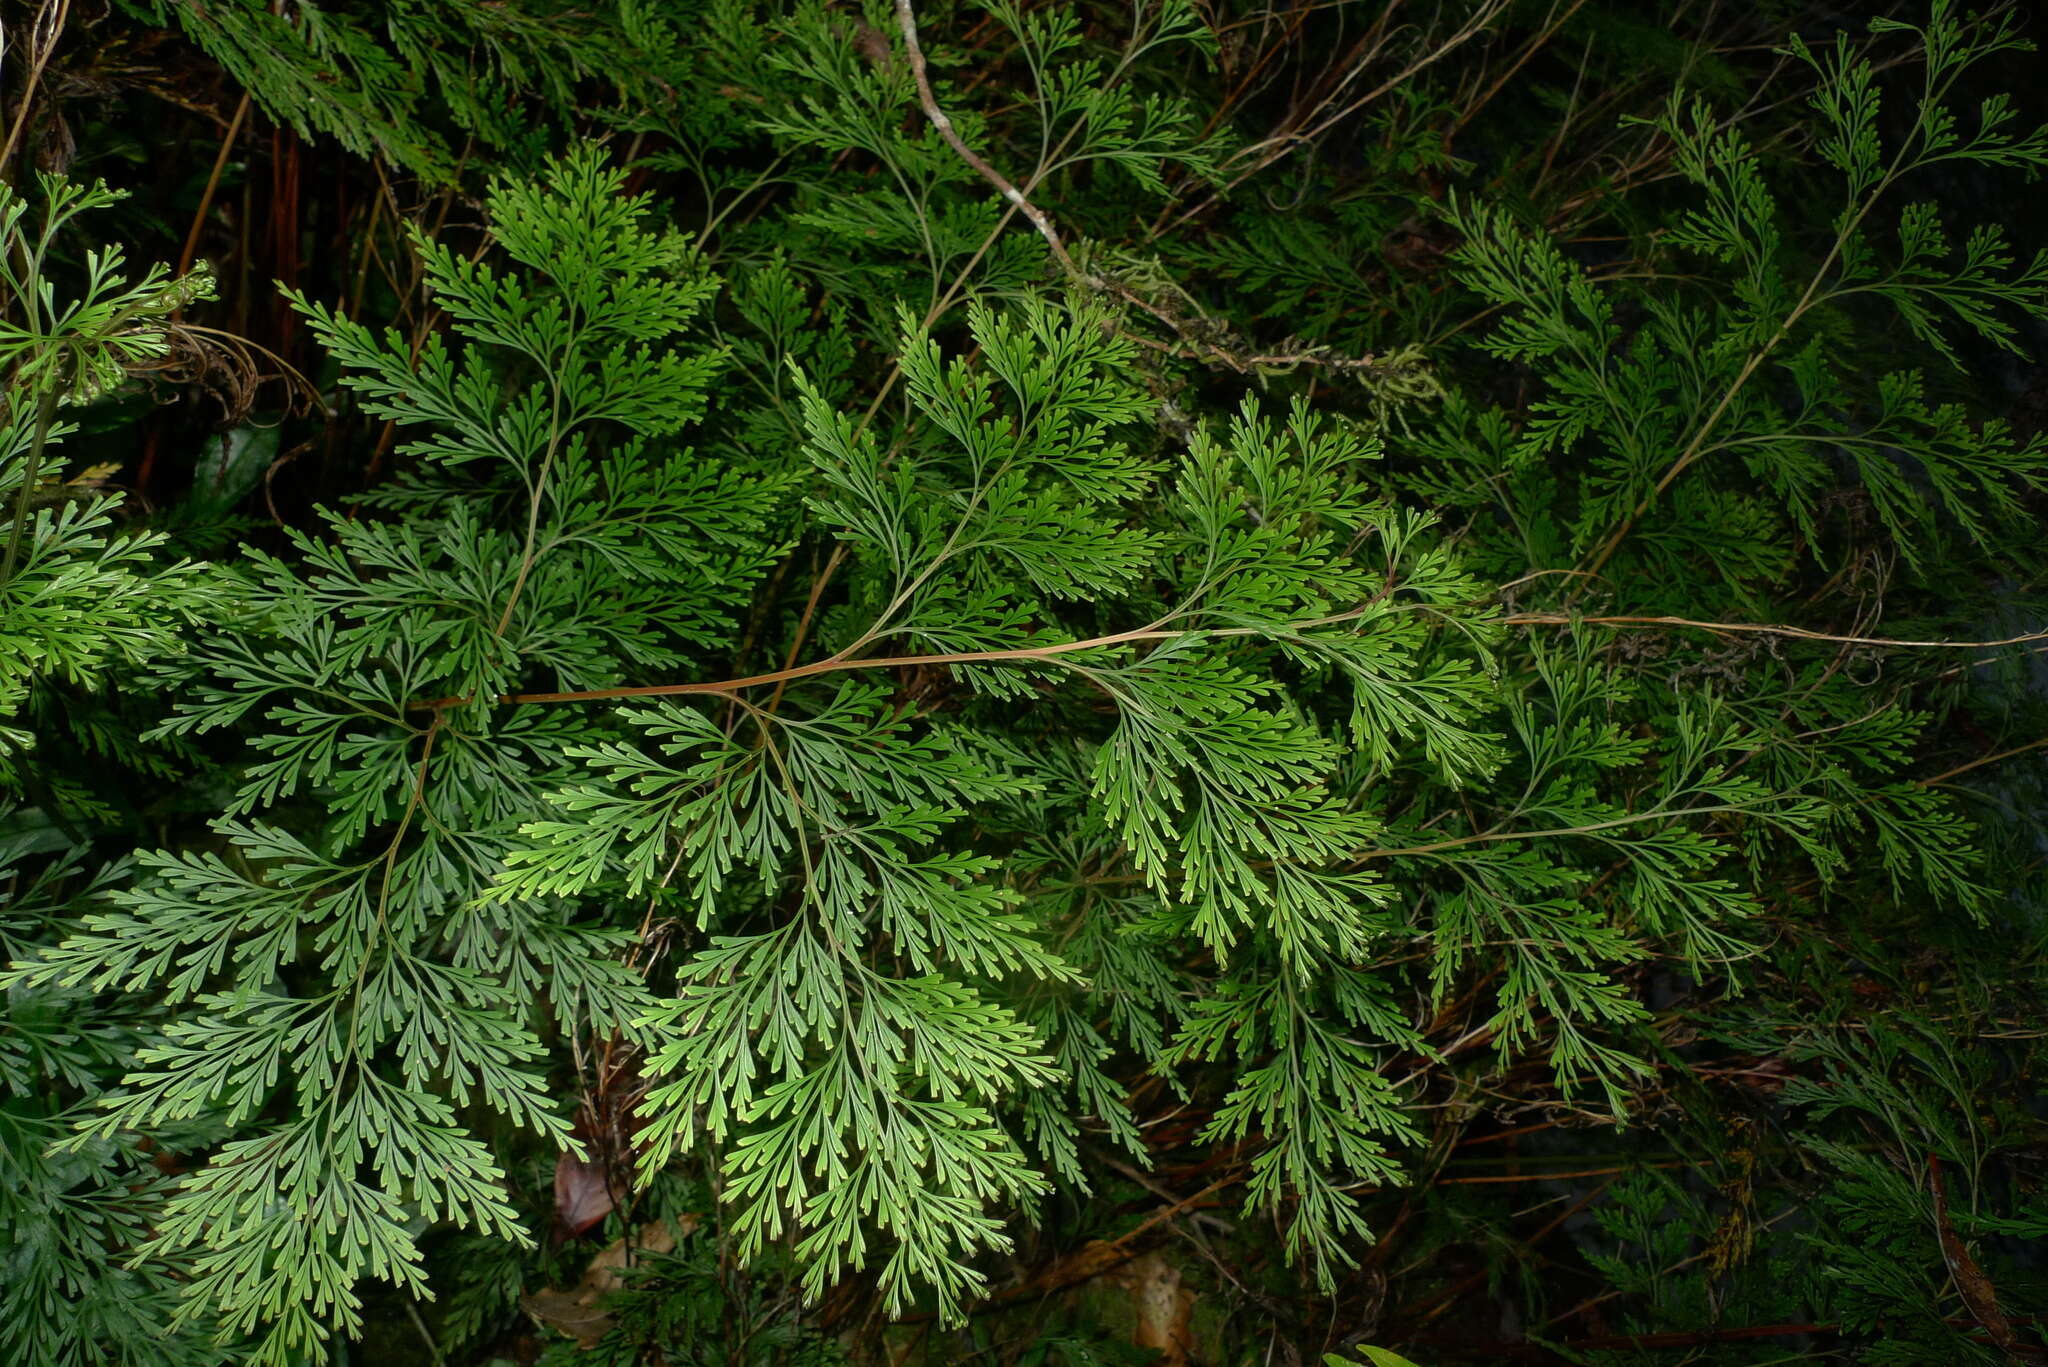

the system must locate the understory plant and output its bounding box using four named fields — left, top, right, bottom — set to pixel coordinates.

left=1, top=0, right=2045, bottom=1364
